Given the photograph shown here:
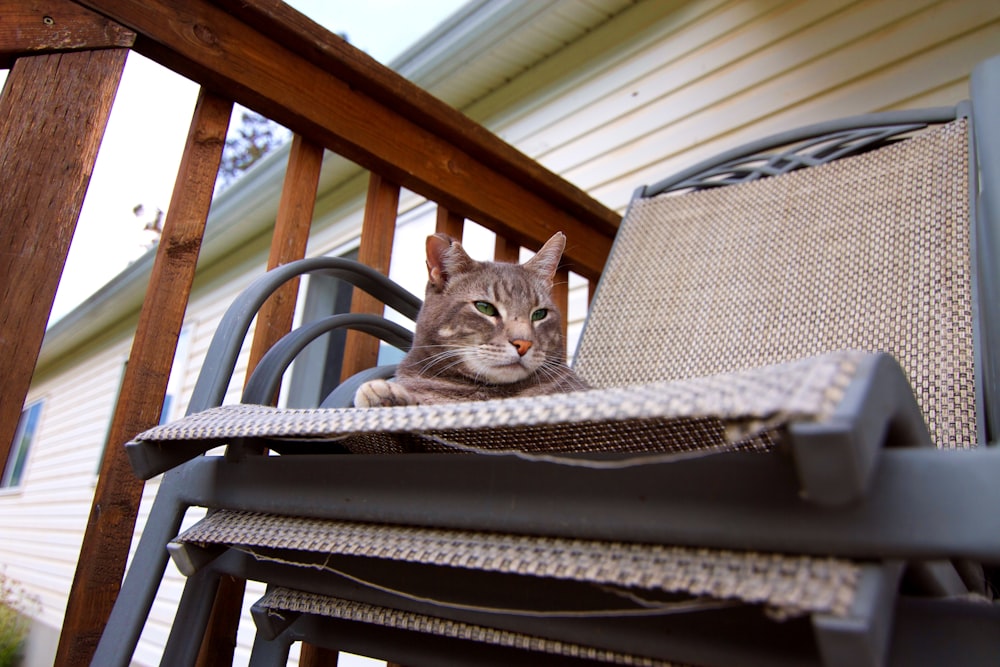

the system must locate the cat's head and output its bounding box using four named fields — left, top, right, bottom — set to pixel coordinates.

left=409, top=232, right=568, bottom=385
